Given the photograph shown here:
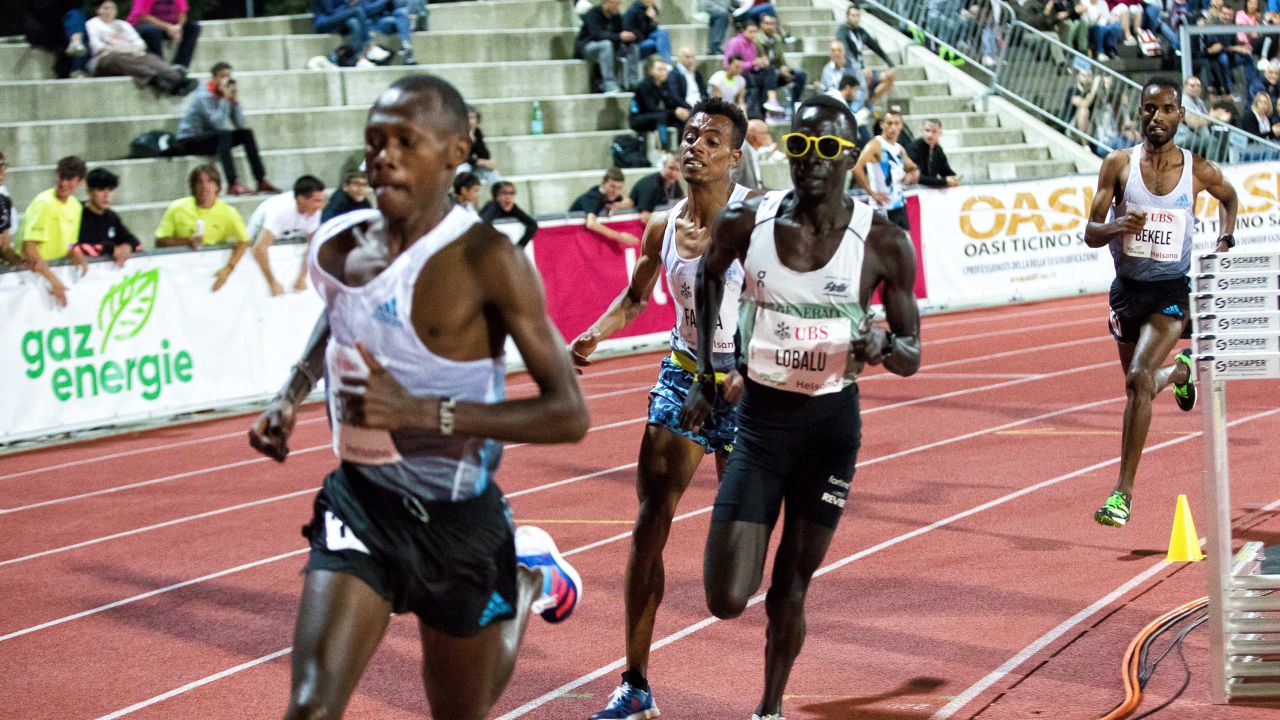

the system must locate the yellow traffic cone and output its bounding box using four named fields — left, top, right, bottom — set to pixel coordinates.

left=1166, top=494, right=1205, bottom=562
